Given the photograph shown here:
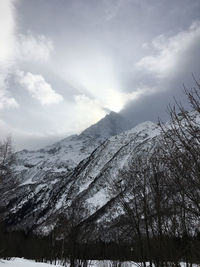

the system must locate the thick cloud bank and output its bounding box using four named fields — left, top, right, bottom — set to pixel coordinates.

left=0, top=0, right=200, bottom=149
